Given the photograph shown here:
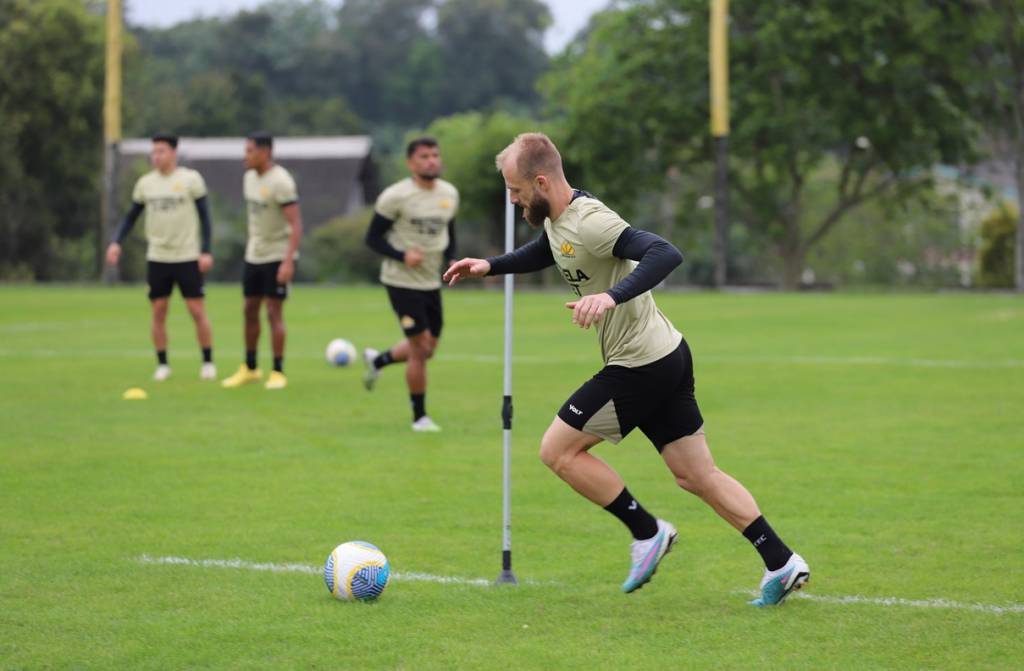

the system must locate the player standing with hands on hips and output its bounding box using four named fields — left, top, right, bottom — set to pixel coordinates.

left=444, top=132, right=809, bottom=605
left=105, top=133, right=216, bottom=382
left=221, top=132, right=303, bottom=391
left=363, top=137, right=459, bottom=432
